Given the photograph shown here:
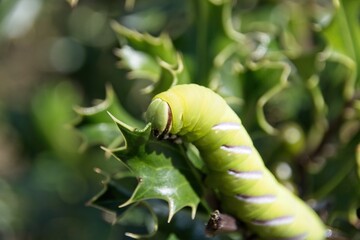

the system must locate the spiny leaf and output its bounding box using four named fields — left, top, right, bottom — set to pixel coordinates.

left=74, top=85, right=142, bottom=127
left=112, top=22, right=189, bottom=94
left=88, top=170, right=137, bottom=216
left=210, top=0, right=291, bottom=135
left=114, top=46, right=160, bottom=82
left=105, top=112, right=151, bottom=159
left=119, top=148, right=200, bottom=222
left=76, top=123, right=121, bottom=150
left=105, top=113, right=201, bottom=223
left=144, top=54, right=190, bottom=95
left=89, top=169, right=159, bottom=239
left=120, top=202, right=158, bottom=239
left=111, top=21, right=177, bottom=64
left=249, top=60, right=290, bottom=135
left=73, top=85, right=143, bottom=150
